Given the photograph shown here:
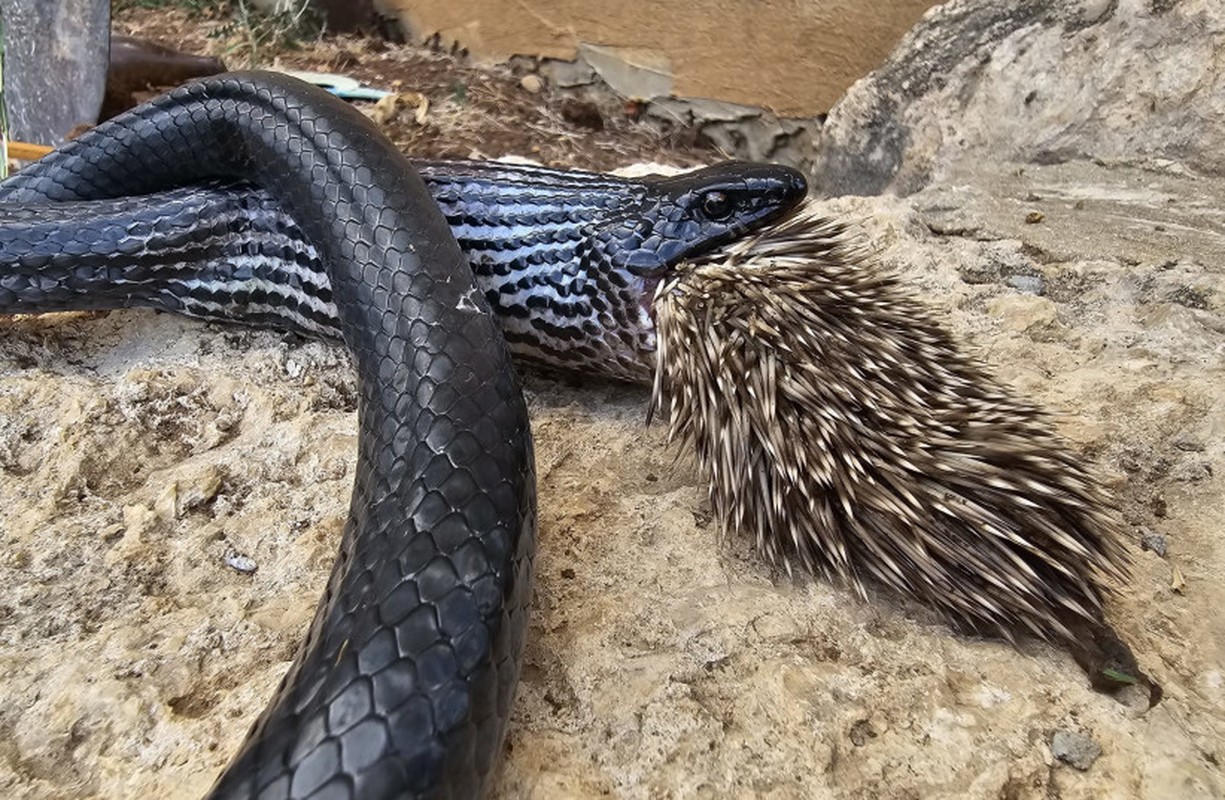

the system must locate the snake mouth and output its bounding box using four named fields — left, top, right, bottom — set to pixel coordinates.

left=640, top=275, right=662, bottom=321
